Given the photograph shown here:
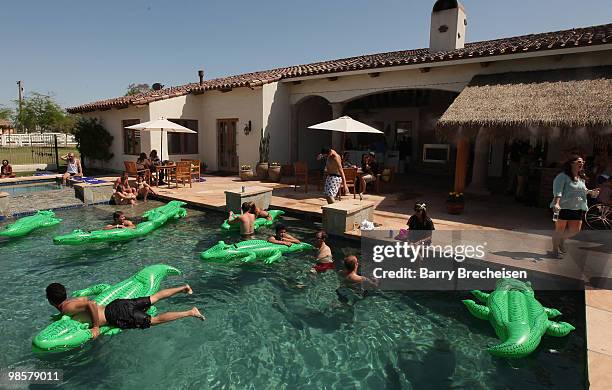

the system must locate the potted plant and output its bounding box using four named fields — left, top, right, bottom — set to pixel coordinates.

left=268, top=162, right=281, bottom=182
left=239, top=164, right=254, bottom=181
left=446, top=192, right=465, bottom=214
left=256, top=128, right=270, bottom=179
